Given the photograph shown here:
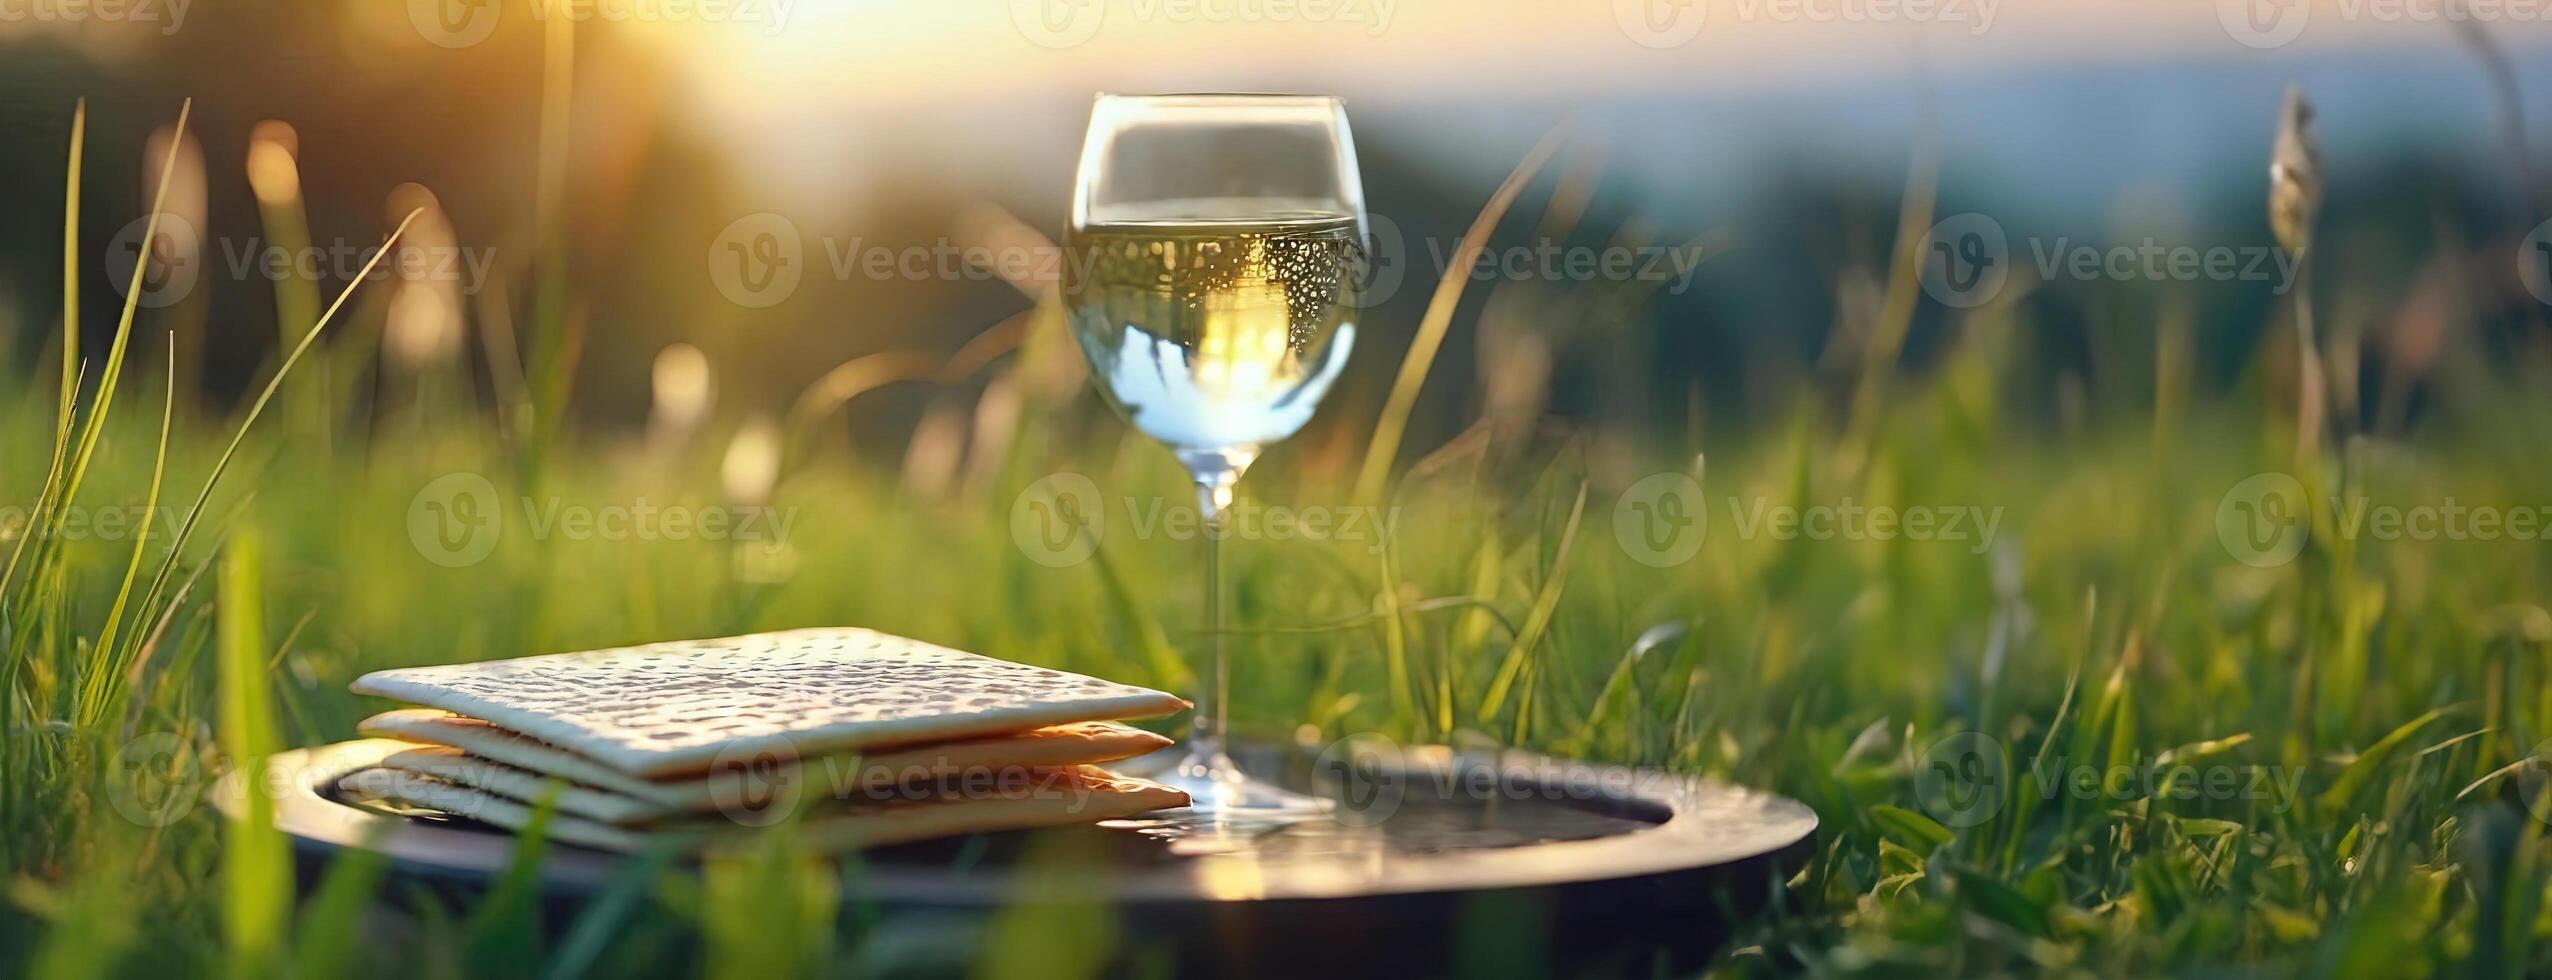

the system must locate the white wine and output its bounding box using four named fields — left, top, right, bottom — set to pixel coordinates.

left=1066, top=95, right=1365, bottom=816
left=1065, top=198, right=1363, bottom=478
